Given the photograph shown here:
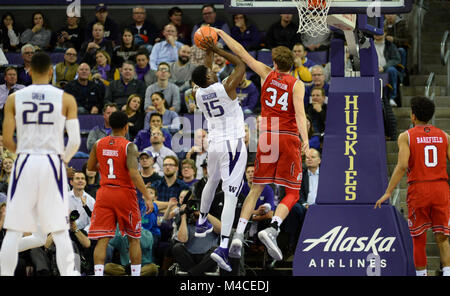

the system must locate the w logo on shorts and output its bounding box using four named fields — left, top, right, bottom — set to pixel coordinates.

left=229, top=186, right=238, bottom=193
